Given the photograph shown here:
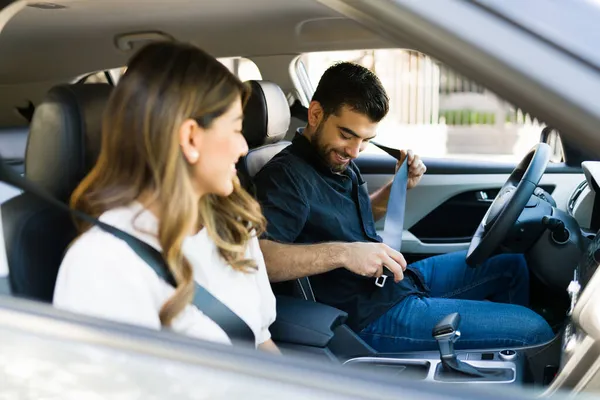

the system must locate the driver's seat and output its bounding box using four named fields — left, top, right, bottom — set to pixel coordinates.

left=239, top=80, right=316, bottom=302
